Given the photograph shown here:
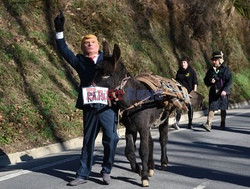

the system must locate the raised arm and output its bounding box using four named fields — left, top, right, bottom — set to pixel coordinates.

left=54, top=11, right=79, bottom=68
